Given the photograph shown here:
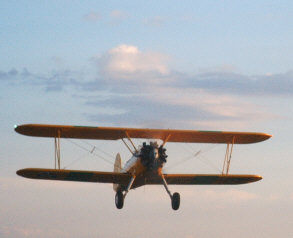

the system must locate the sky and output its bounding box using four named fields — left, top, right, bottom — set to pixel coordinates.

left=1, top=1, right=293, bottom=237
